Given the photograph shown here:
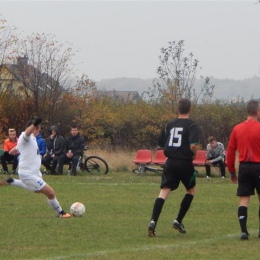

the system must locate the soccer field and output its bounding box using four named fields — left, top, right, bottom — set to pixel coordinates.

left=0, top=172, right=259, bottom=260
